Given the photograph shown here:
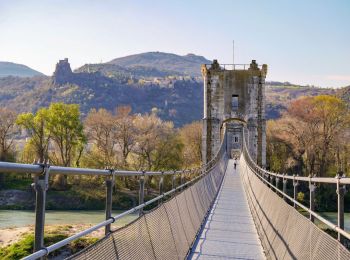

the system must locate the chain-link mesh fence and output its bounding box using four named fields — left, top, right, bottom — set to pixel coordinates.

left=240, top=156, right=350, bottom=260
left=69, top=146, right=228, bottom=260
